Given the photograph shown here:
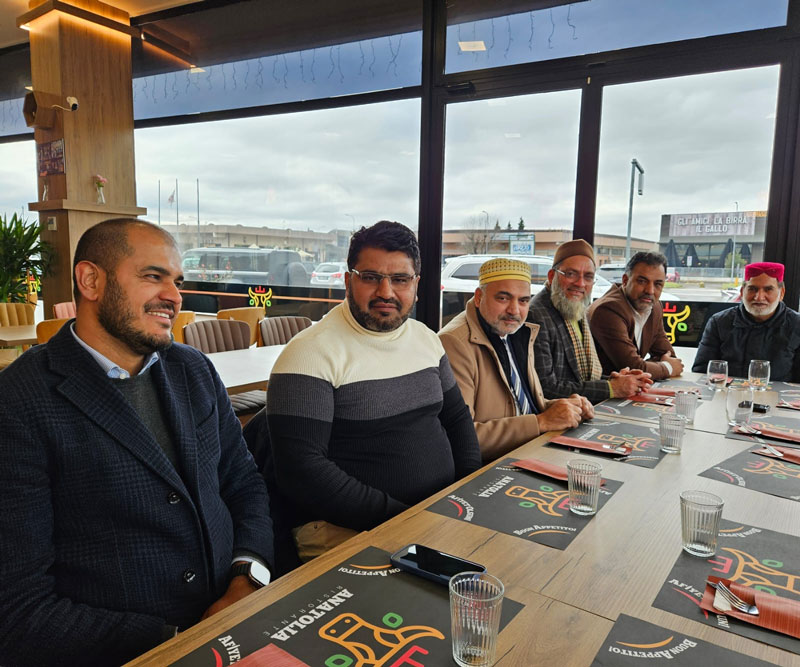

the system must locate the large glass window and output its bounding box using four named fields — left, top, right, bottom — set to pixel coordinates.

left=134, top=98, right=420, bottom=319
left=0, top=140, right=36, bottom=216
left=446, top=0, right=787, bottom=74
left=440, top=89, right=581, bottom=325
left=594, top=65, right=780, bottom=347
